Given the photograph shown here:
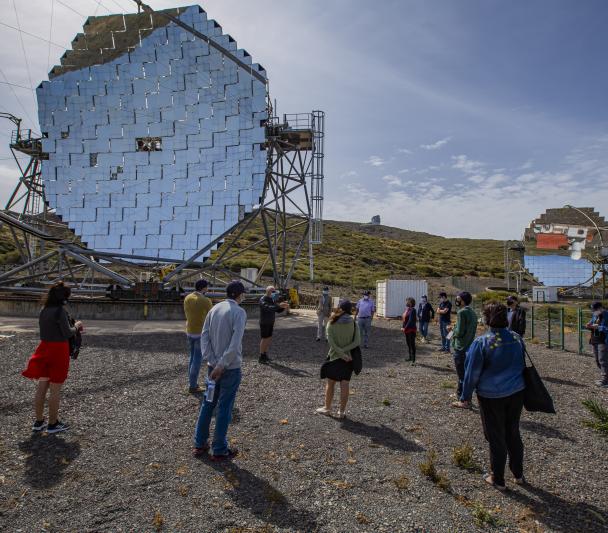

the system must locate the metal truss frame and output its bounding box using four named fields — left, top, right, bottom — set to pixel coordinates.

left=0, top=109, right=324, bottom=294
